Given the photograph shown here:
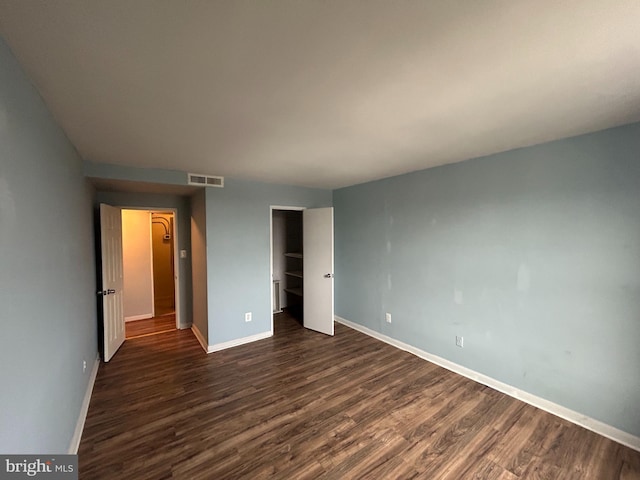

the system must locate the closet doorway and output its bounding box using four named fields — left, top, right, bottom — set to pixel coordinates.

left=271, top=206, right=335, bottom=336
left=271, top=209, right=304, bottom=325
left=121, top=209, right=179, bottom=339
